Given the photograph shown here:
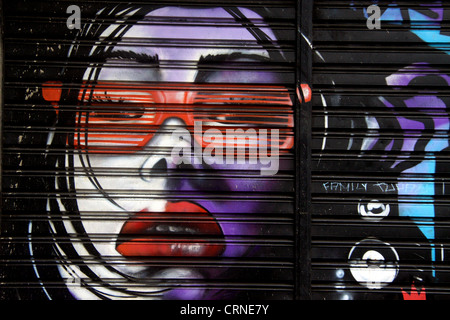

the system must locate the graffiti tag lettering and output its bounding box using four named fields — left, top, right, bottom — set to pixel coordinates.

left=322, top=182, right=368, bottom=192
